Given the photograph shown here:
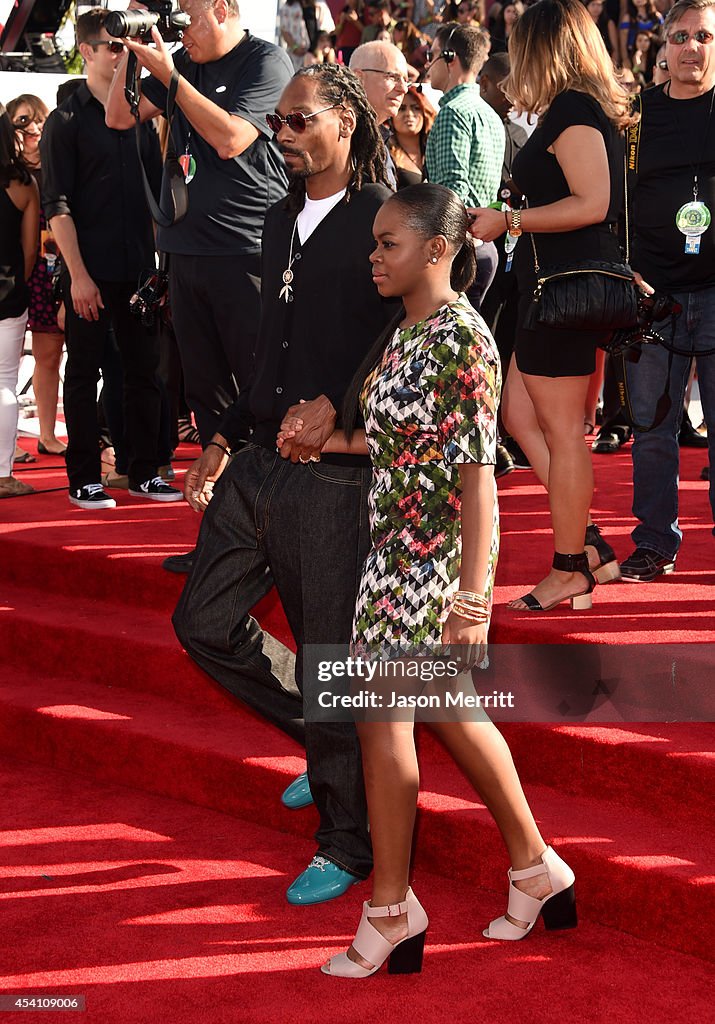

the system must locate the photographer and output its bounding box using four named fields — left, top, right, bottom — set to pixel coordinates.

left=621, top=0, right=715, bottom=582
left=41, top=7, right=181, bottom=508
left=106, top=1, right=293, bottom=453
